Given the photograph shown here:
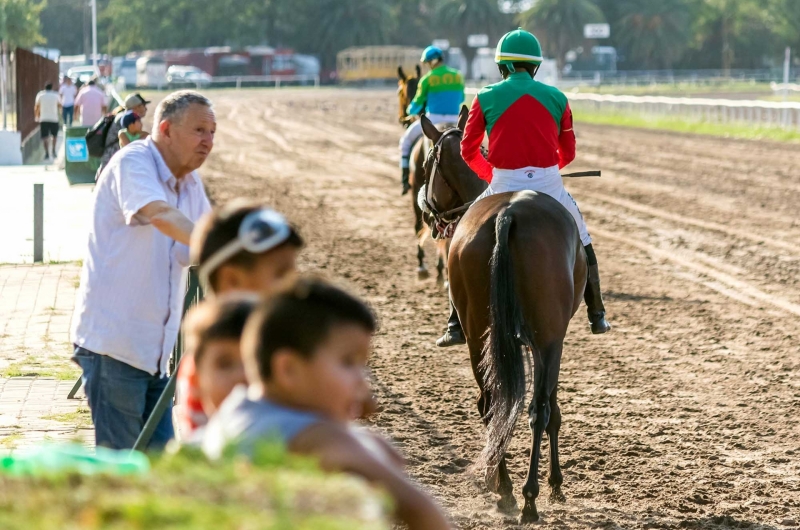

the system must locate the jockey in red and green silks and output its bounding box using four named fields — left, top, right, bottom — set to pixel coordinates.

left=436, top=28, right=610, bottom=349
left=398, top=46, right=465, bottom=195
